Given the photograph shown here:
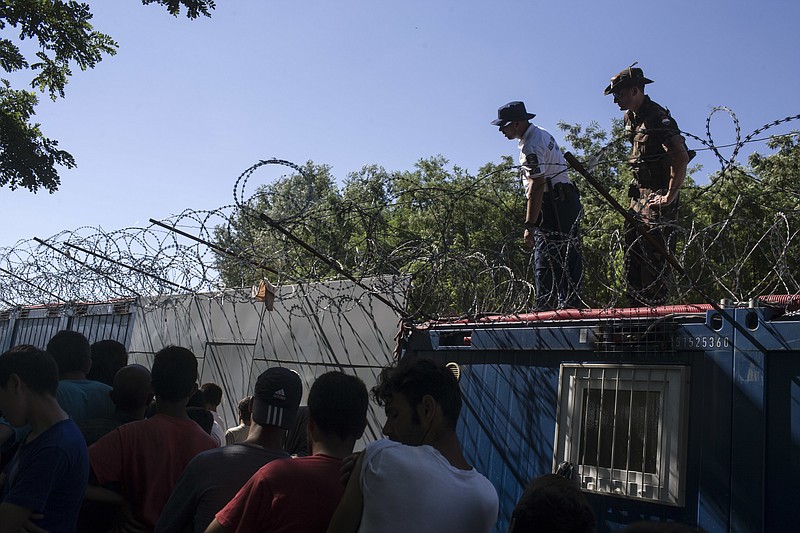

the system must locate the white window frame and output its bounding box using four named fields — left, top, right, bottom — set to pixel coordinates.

left=554, top=364, right=690, bottom=506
